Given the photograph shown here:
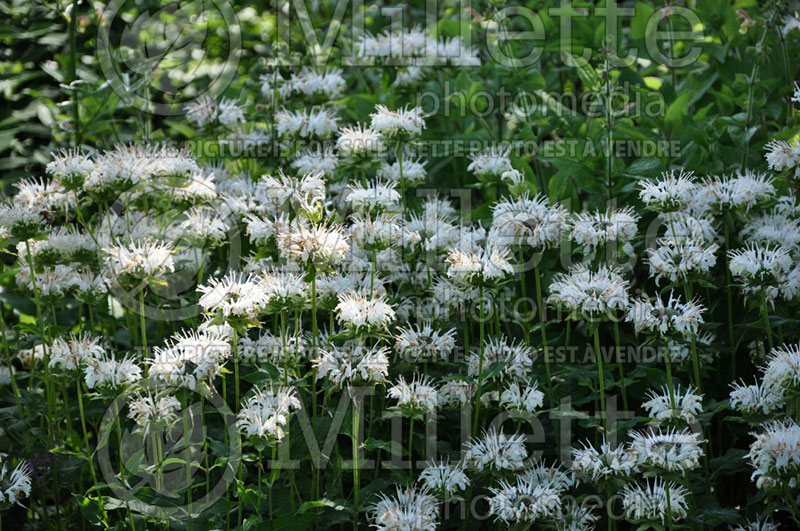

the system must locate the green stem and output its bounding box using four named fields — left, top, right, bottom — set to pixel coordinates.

left=311, top=269, right=320, bottom=500
left=534, top=267, right=554, bottom=401
left=77, top=378, right=107, bottom=522
left=683, top=281, right=703, bottom=393
left=352, top=401, right=360, bottom=529
left=408, top=417, right=414, bottom=478
left=471, top=285, right=485, bottom=437
left=761, top=287, right=774, bottom=352
left=68, top=1, right=81, bottom=145
left=612, top=316, right=628, bottom=411
left=233, top=327, right=242, bottom=529
left=593, top=328, right=607, bottom=432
